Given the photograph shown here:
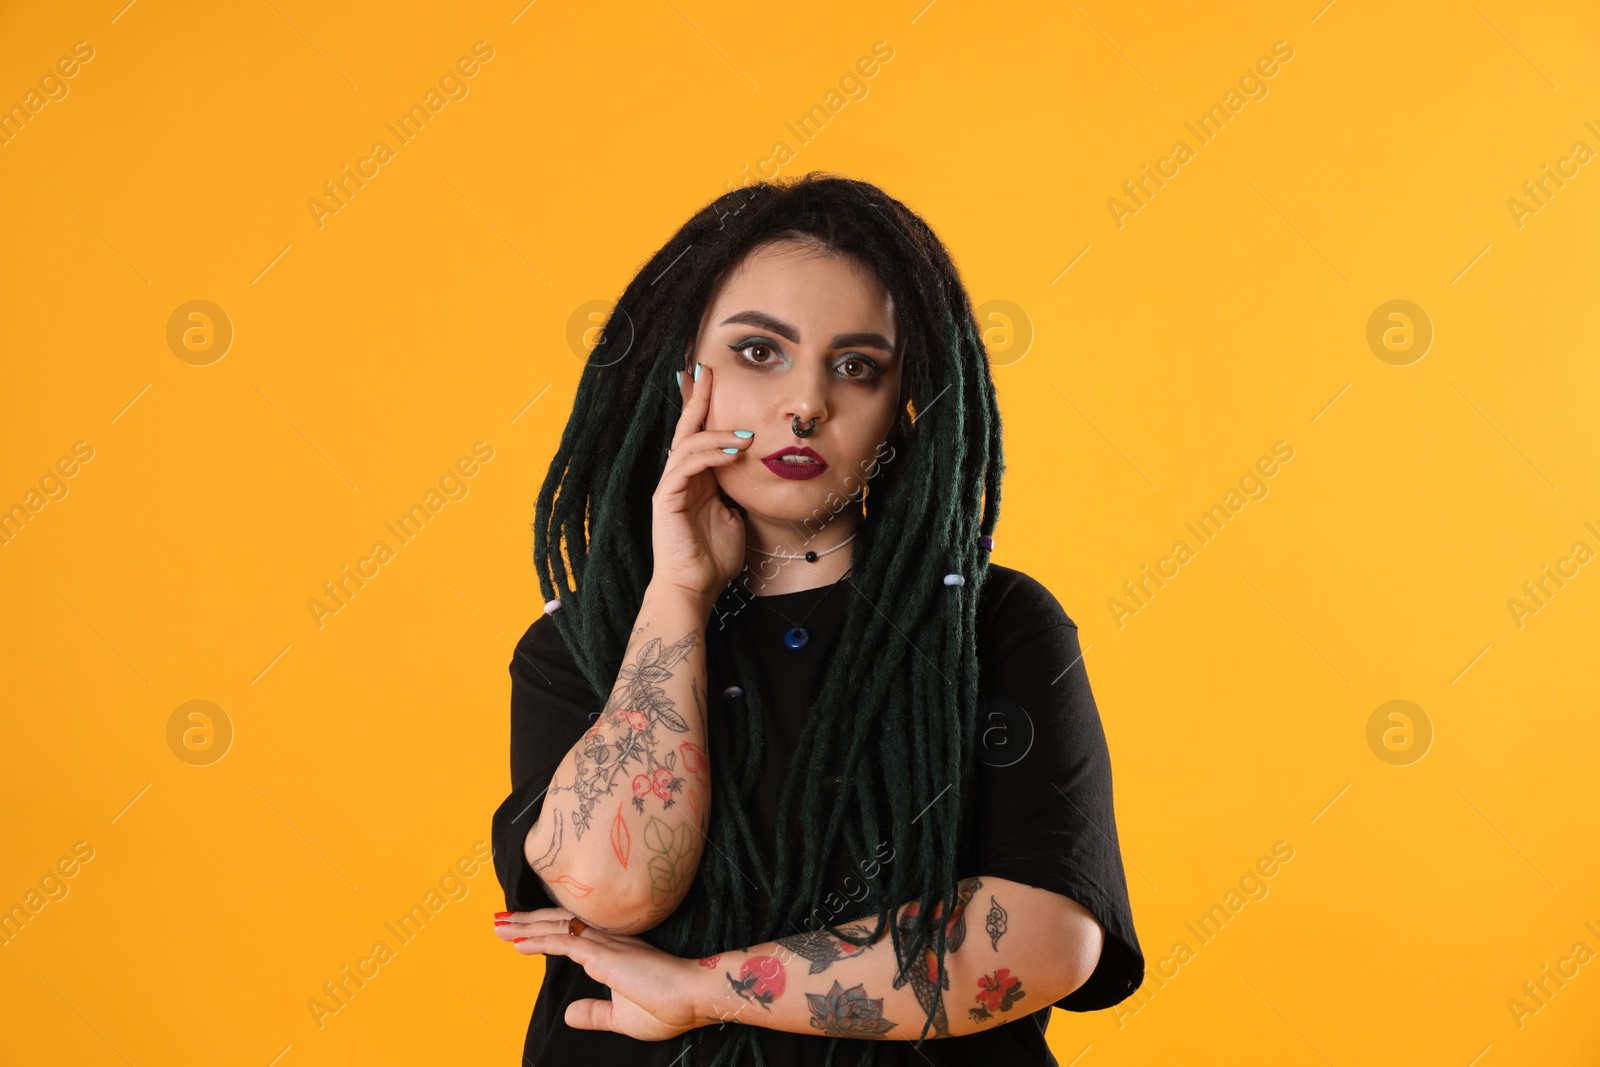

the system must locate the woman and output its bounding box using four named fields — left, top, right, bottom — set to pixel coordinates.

left=490, top=173, right=1144, bottom=1066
